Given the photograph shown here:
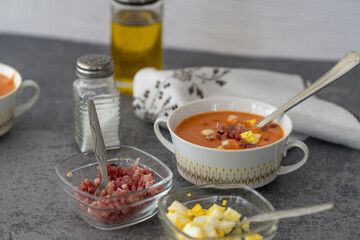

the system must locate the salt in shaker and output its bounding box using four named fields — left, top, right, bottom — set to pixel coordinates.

left=73, top=54, right=121, bottom=152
